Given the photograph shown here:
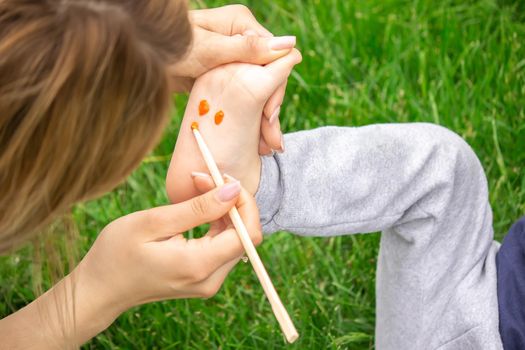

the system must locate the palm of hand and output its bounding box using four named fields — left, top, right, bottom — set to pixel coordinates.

left=168, top=63, right=272, bottom=203
left=167, top=49, right=301, bottom=204
left=191, top=62, right=274, bottom=165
